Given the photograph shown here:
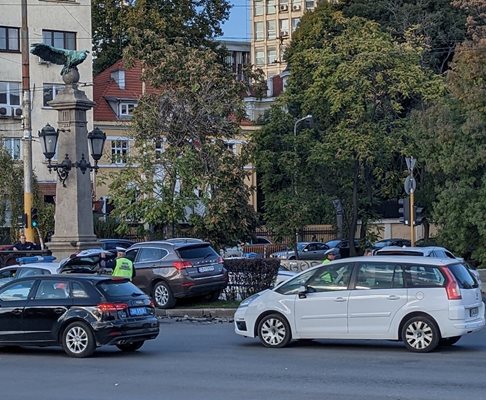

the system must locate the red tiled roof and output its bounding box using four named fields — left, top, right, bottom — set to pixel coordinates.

left=93, top=60, right=144, bottom=121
